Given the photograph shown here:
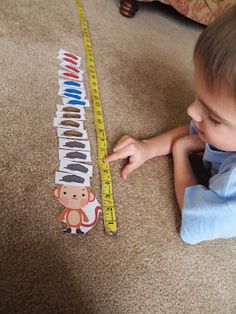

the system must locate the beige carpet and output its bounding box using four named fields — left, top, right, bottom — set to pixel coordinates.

left=1, top=0, right=236, bottom=313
